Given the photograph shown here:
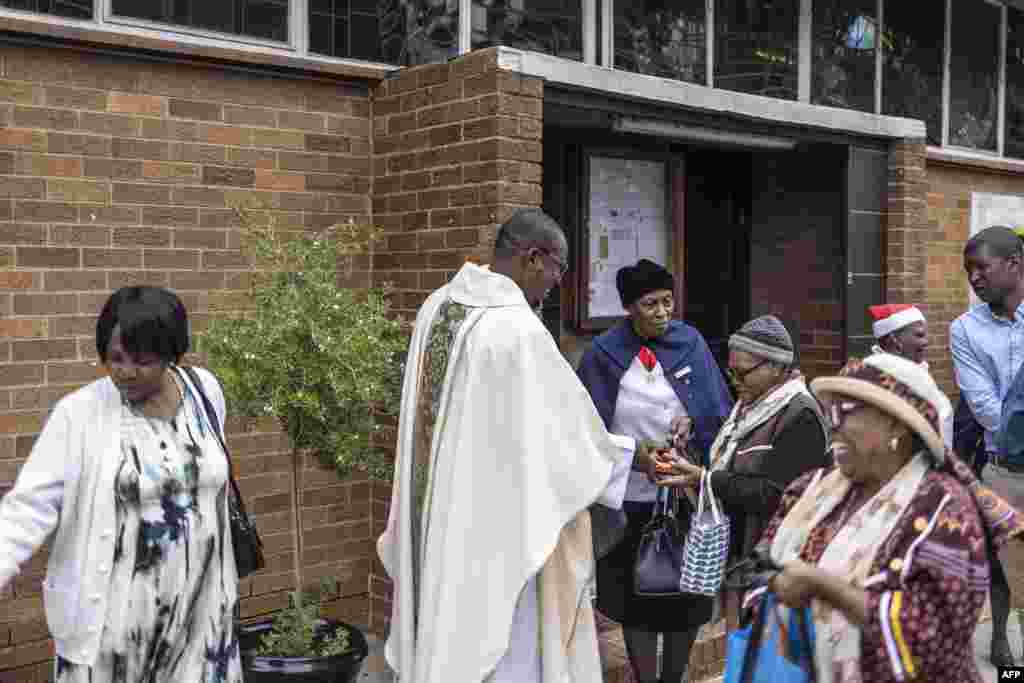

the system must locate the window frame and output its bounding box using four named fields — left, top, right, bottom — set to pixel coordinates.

left=590, top=0, right=1024, bottom=163
left=942, top=0, right=1007, bottom=155
left=103, top=0, right=297, bottom=51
